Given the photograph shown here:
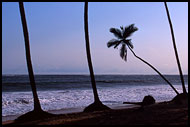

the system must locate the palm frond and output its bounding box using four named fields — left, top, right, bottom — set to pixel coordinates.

left=120, top=44, right=127, bottom=61
left=107, top=39, right=121, bottom=48
left=110, top=28, right=123, bottom=39
left=123, top=39, right=134, bottom=49
left=120, top=26, right=124, bottom=30
left=123, top=24, right=138, bottom=39
left=128, top=40, right=134, bottom=49
left=114, top=41, right=121, bottom=49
